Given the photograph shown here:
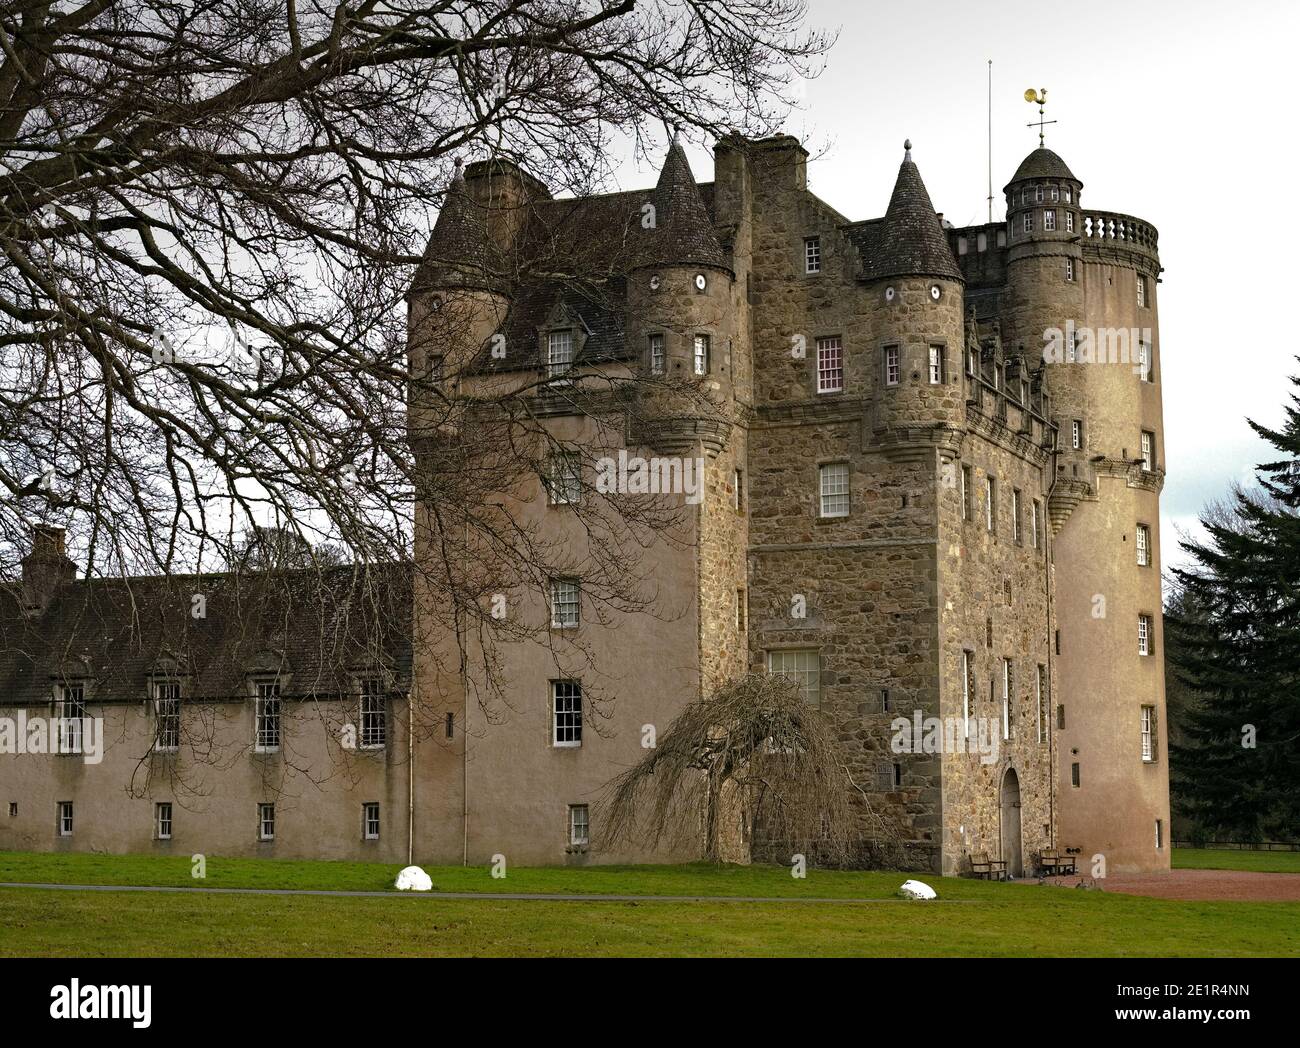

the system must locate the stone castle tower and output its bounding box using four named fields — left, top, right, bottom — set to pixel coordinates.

left=407, top=131, right=1169, bottom=875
